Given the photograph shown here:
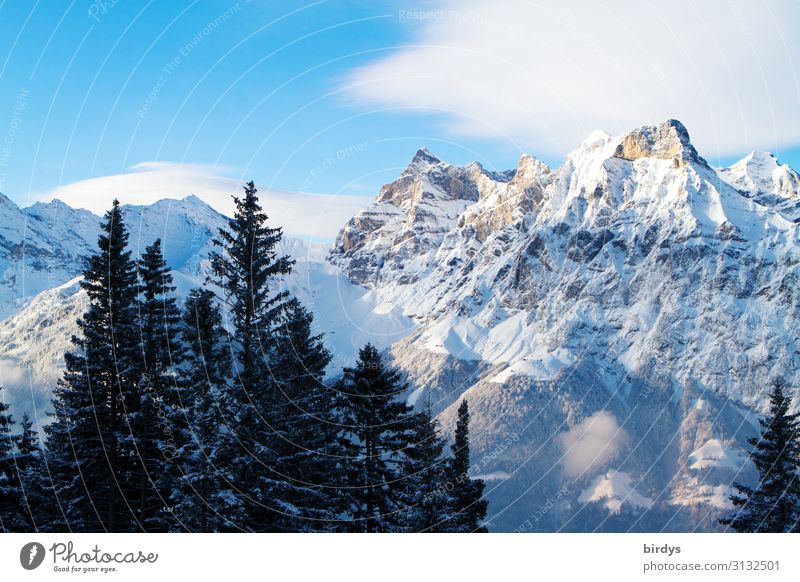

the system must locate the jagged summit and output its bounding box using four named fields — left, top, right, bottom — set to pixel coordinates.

left=513, top=154, right=551, bottom=185
left=412, top=146, right=439, bottom=164
left=719, top=148, right=800, bottom=203
left=325, top=117, right=800, bottom=530
left=402, top=147, right=442, bottom=175
left=611, top=119, right=704, bottom=166
left=5, top=118, right=800, bottom=532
